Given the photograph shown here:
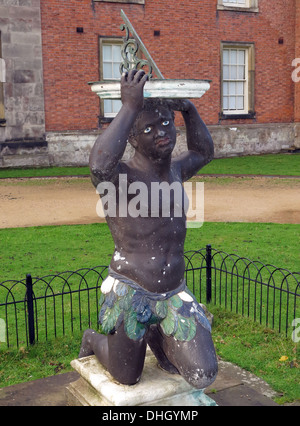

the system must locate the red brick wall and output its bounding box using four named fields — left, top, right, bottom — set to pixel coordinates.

left=294, top=0, right=300, bottom=122
left=40, top=0, right=296, bottom=132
